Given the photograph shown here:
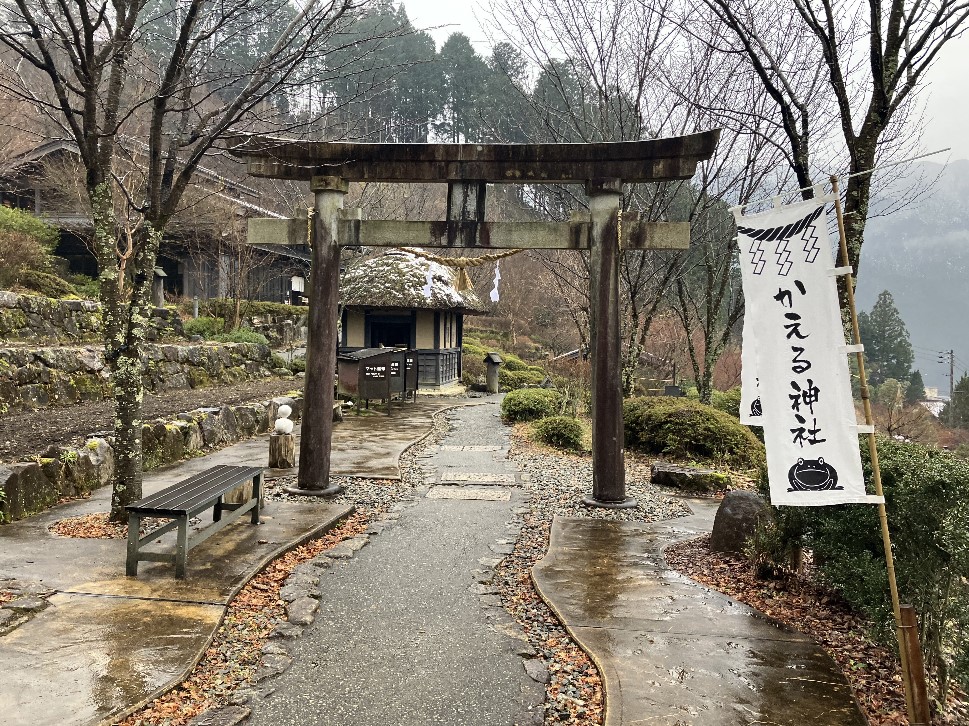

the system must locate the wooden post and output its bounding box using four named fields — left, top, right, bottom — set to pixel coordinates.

left=285, top=176, right=347, bottom=497
left=899, top=605, right=931, bottom=725
left=269, top=433, right=296, bottom=468
left=831, top=175, right=924, bottom=722
left=584, top=179, right=635, bottom=508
